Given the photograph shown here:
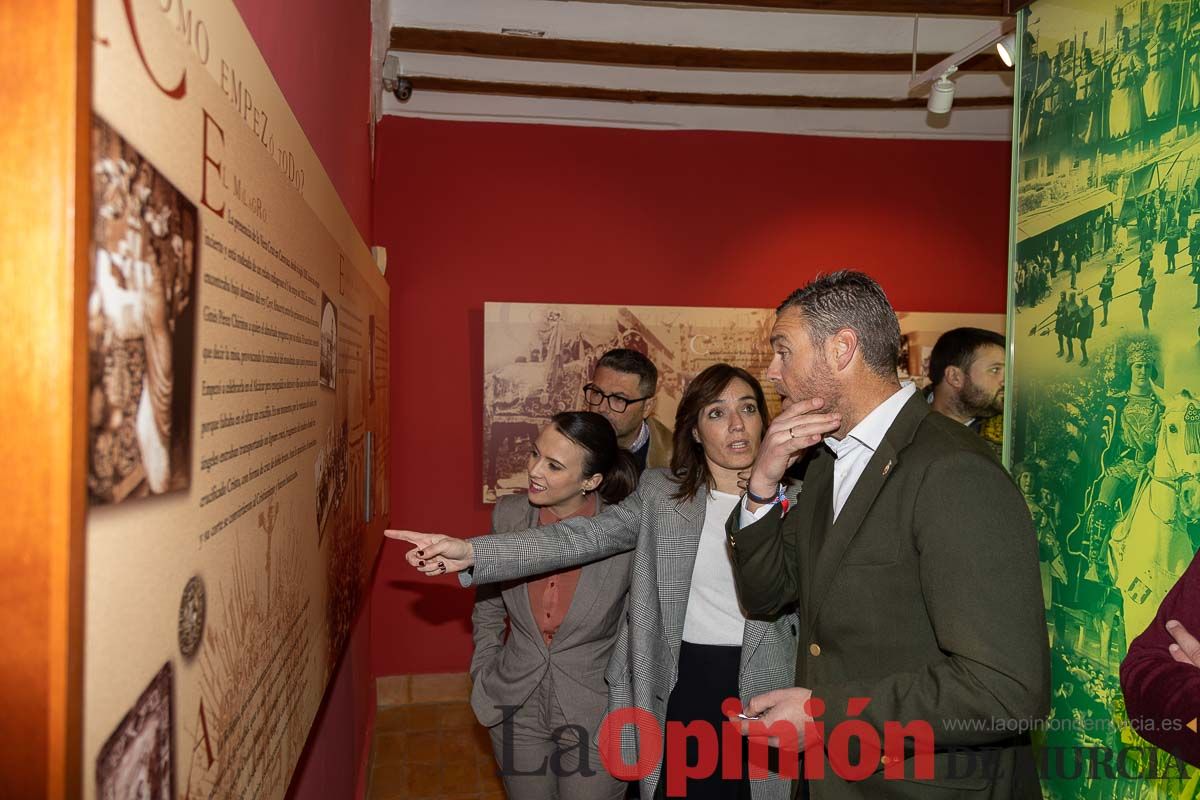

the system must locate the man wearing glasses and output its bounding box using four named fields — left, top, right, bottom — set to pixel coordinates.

left=583, top=348, right=673, bottom=471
